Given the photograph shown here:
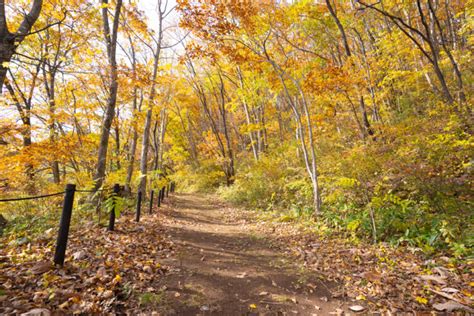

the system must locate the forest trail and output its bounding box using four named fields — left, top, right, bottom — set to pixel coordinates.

left=156, top=193, right=349, bottom=315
